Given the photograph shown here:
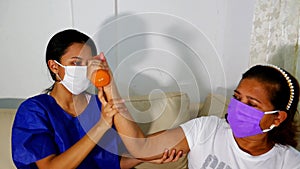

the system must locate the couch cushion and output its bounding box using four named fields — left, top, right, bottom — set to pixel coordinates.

left=125, top=92, right=191, bottom=134
left=0, top=98, right=24, bottom=169
left=134, top=154, right=188, bottom=169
